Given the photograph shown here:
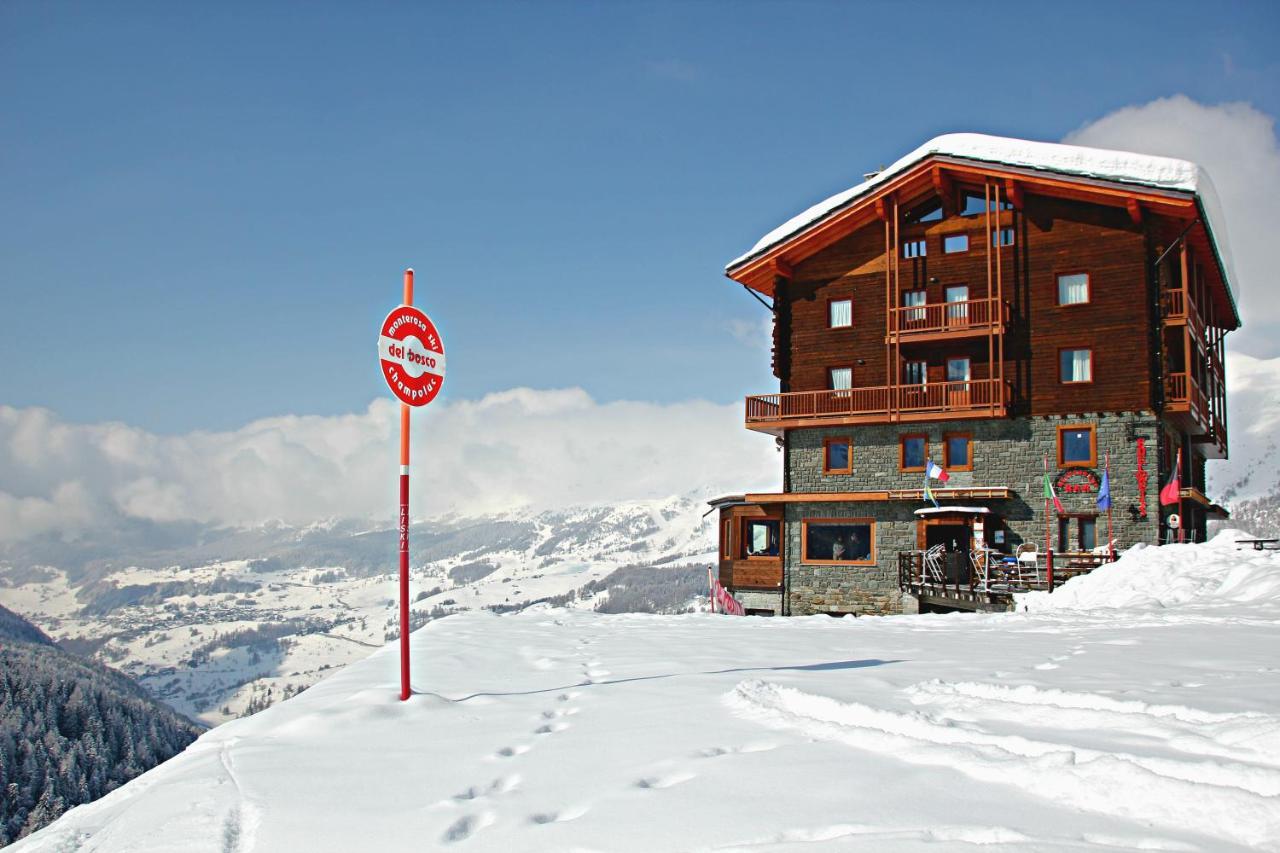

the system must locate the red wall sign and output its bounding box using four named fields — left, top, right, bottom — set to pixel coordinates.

left=1055, top=467, right=1099, bottom=494
left=378, top=305, right=446, bottom=407
left=1136, top=438, right=1148, bottom=518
